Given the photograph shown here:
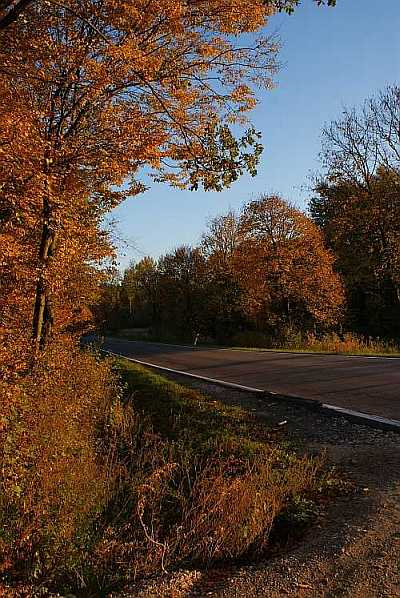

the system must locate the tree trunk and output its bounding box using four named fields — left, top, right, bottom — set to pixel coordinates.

left=32, top=163, right=57, bottom=356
